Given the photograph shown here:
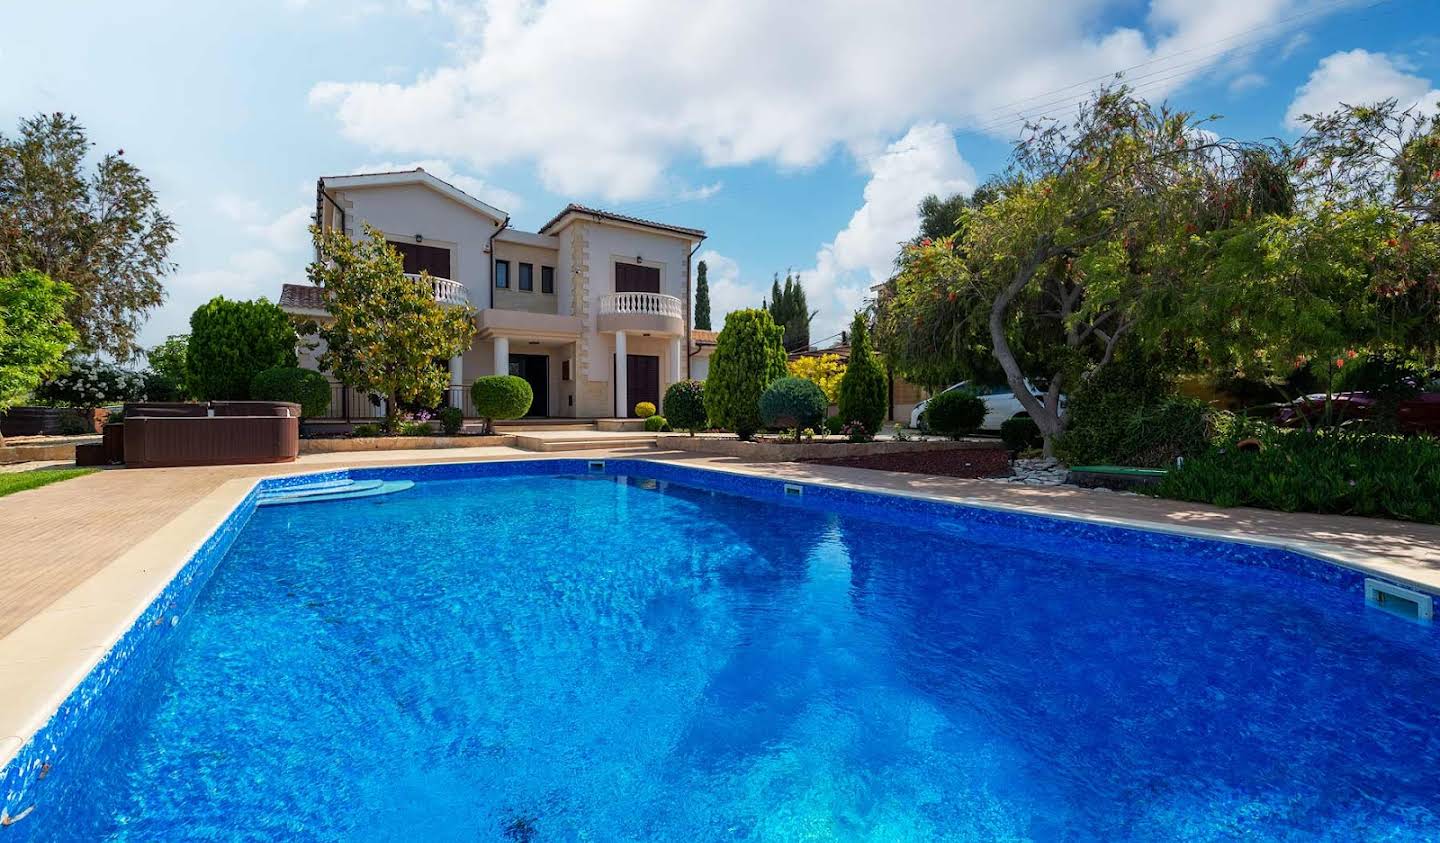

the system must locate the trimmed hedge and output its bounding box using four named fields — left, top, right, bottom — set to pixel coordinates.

left=634, top=401, right=656, bottom=419
left=704, top=309, right=788, bottom=439
left=759, top=376, right=828, bottom=431
left=187, top=296, right=296, bottom=400
left=924, top=389, right=984, bottom=439
left=1000, top=416, right=1042, bottom=452
left=250, top=367, right=331, bottom=418
left=644, top=414, right=670, bottom=432
left=1156, top=426, right=1440, bottom=523
left=663, top=380, right=706, bottom=434
left=470, top=375, right=532, bottom=434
